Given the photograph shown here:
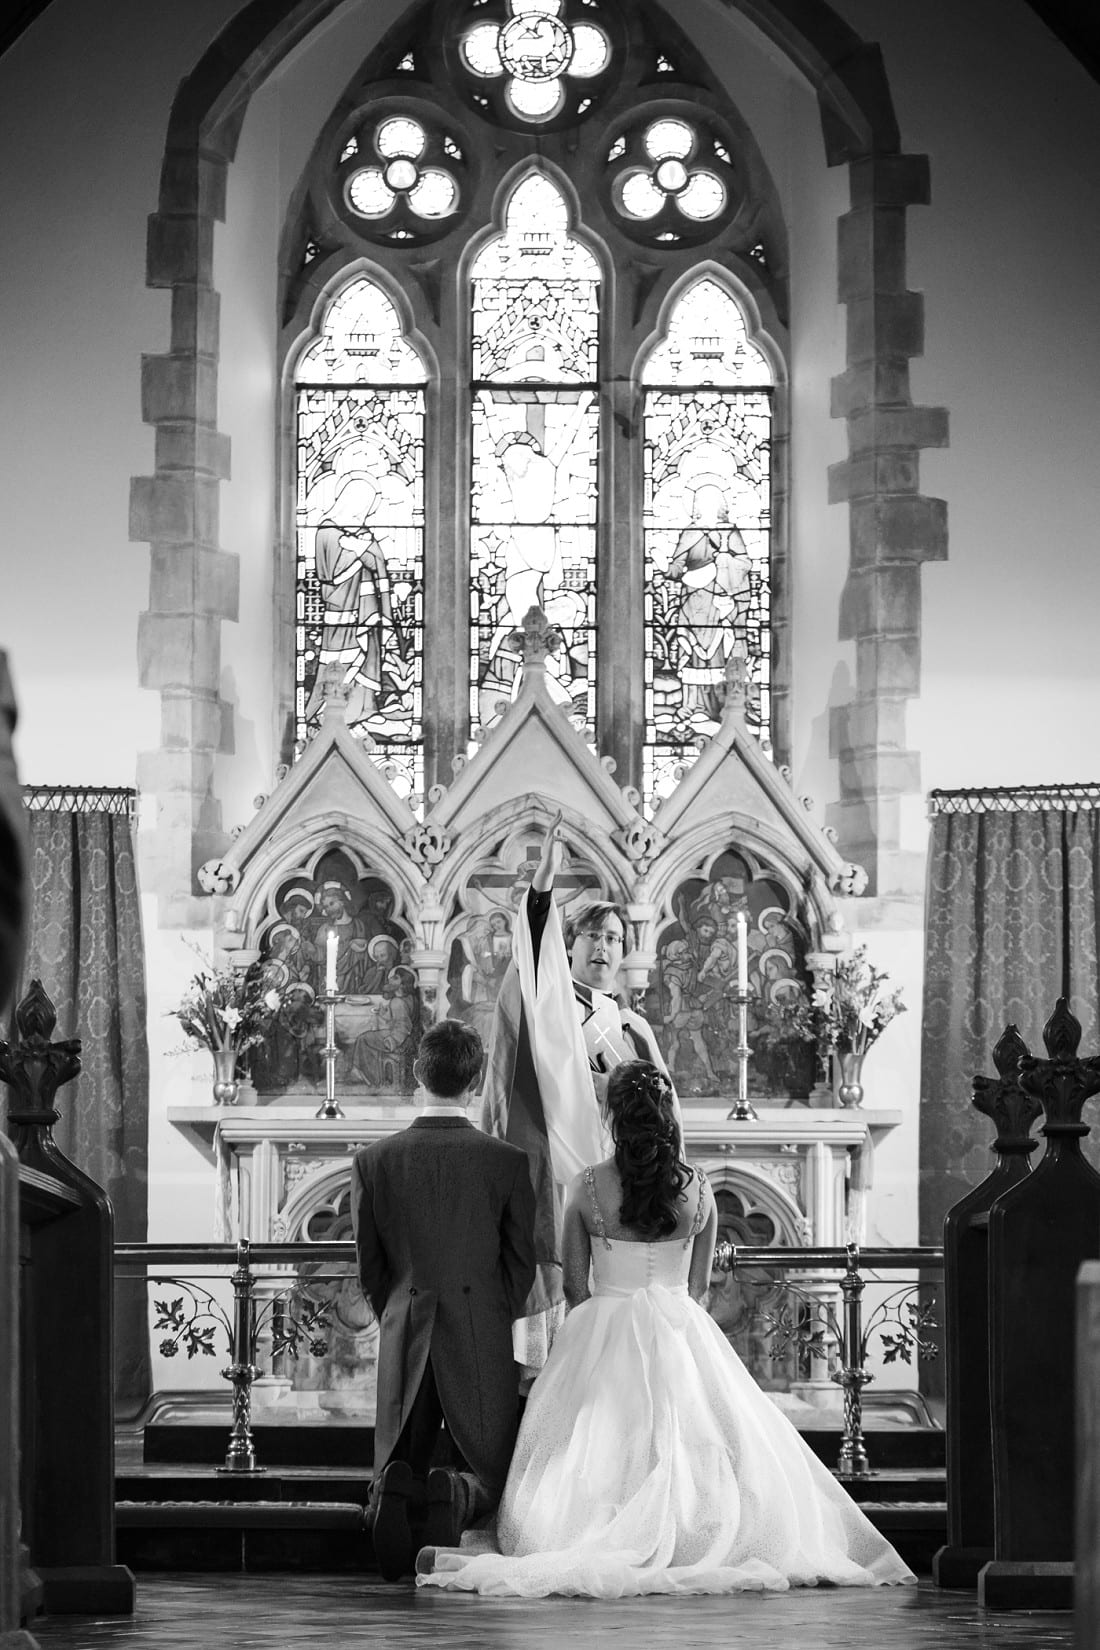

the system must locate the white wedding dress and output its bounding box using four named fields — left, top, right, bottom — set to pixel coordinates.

left=418, top=1169, right=915, bottom=1599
